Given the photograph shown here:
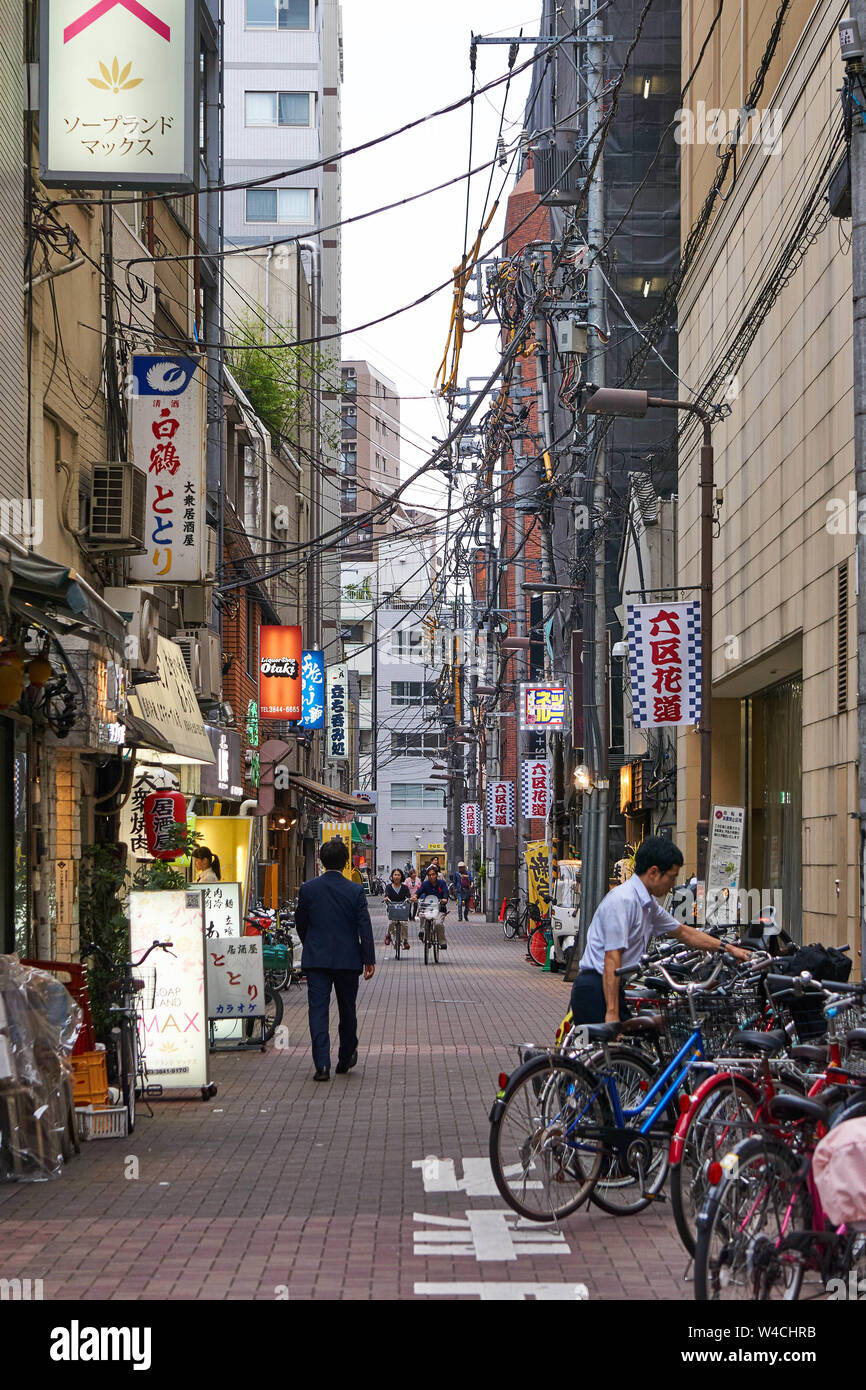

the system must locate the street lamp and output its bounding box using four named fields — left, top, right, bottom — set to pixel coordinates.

left=585, top=386, right=715, bottom=878
left=500, top=636, right=532, bottom=651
